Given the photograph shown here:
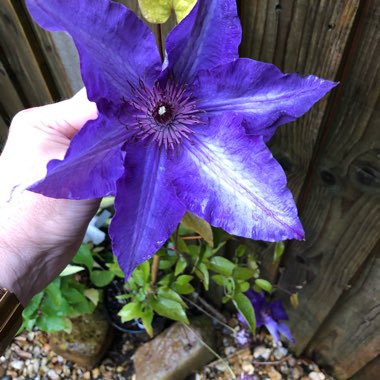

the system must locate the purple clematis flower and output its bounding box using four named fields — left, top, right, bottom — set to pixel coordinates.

left=26, top=0, right=336, bottom=278
left=238, top=290, right=294, bottom=344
